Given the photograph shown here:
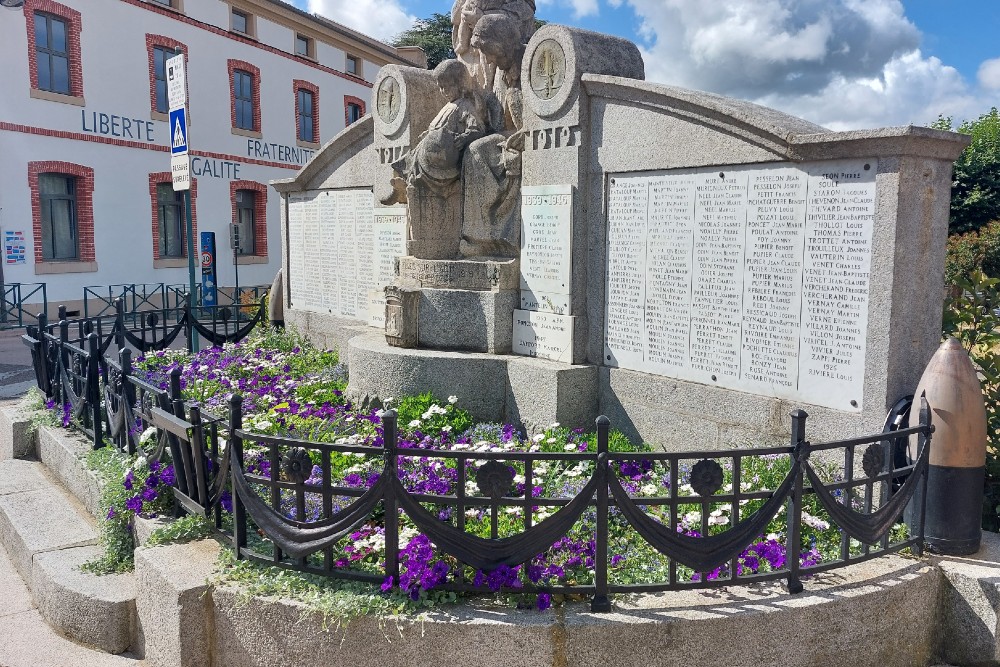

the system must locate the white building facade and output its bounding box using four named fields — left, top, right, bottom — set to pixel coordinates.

left=0, top=0, right=423, bottom=314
